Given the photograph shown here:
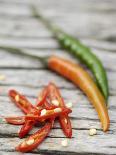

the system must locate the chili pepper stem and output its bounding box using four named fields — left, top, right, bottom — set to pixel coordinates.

left=0, top=46, right=49, bottom=67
